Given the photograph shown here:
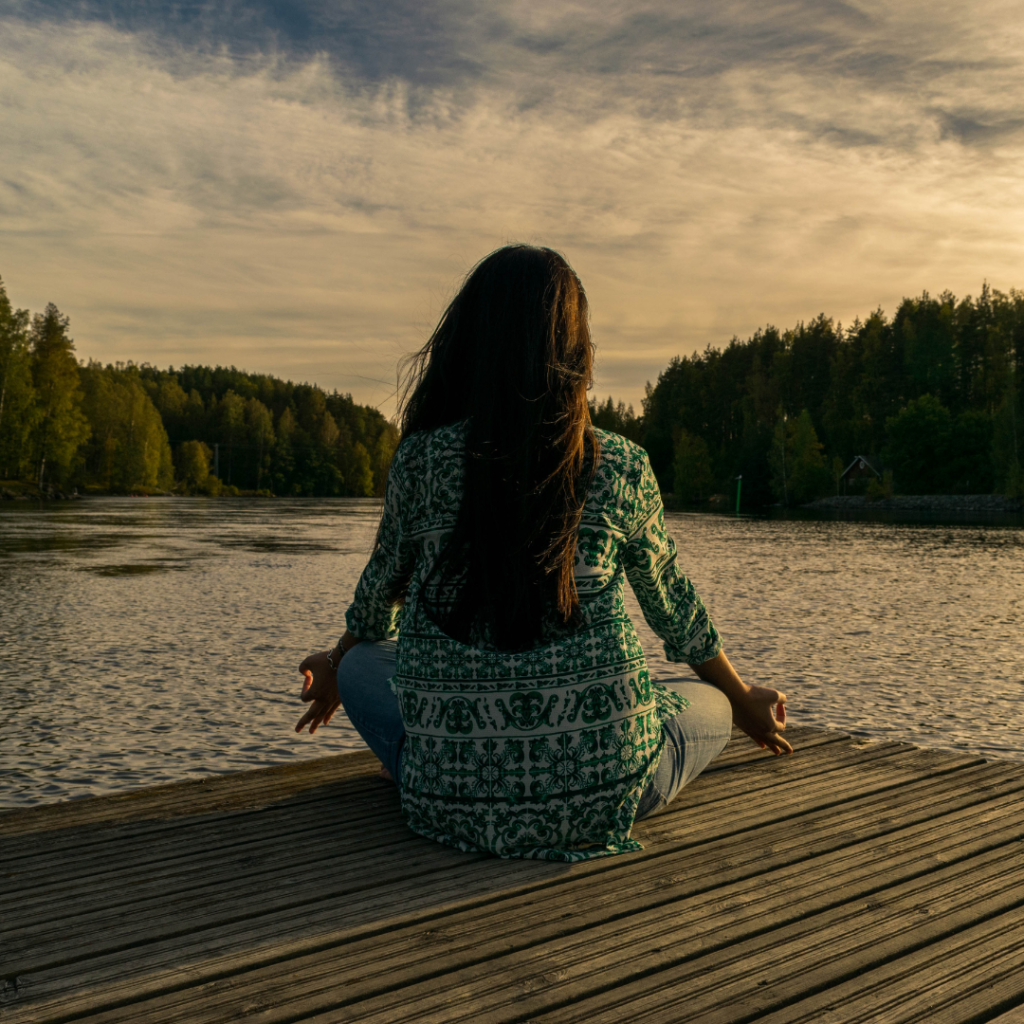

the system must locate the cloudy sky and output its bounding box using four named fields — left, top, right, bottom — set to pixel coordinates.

left=2, top=0, right=1023, bottom=413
